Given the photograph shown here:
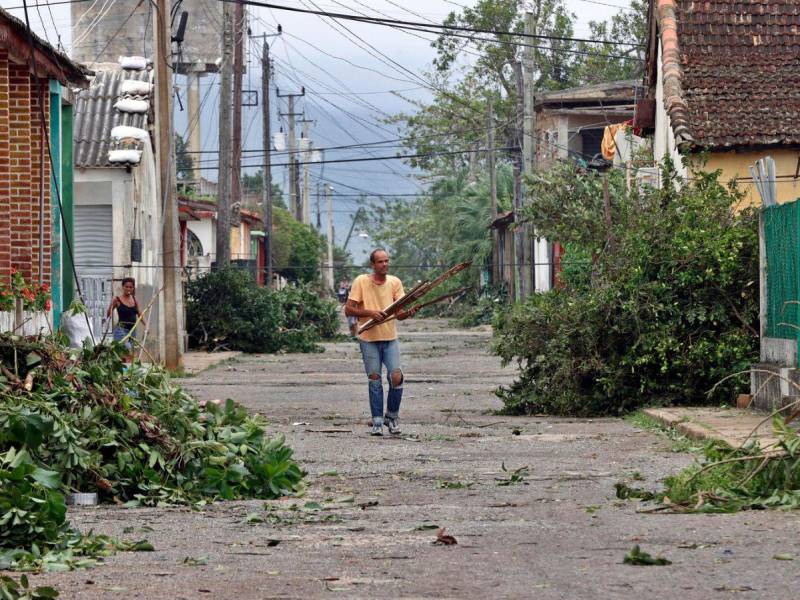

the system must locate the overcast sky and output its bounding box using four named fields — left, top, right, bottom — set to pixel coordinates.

left=1, top=0, right=626, bottom=261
